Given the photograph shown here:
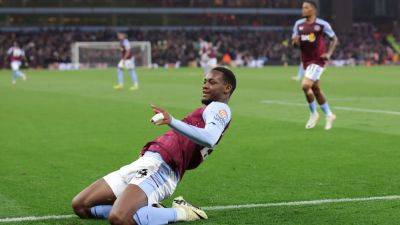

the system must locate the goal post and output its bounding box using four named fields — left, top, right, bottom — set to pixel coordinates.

left=71, top=41, right=151, bottom=69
